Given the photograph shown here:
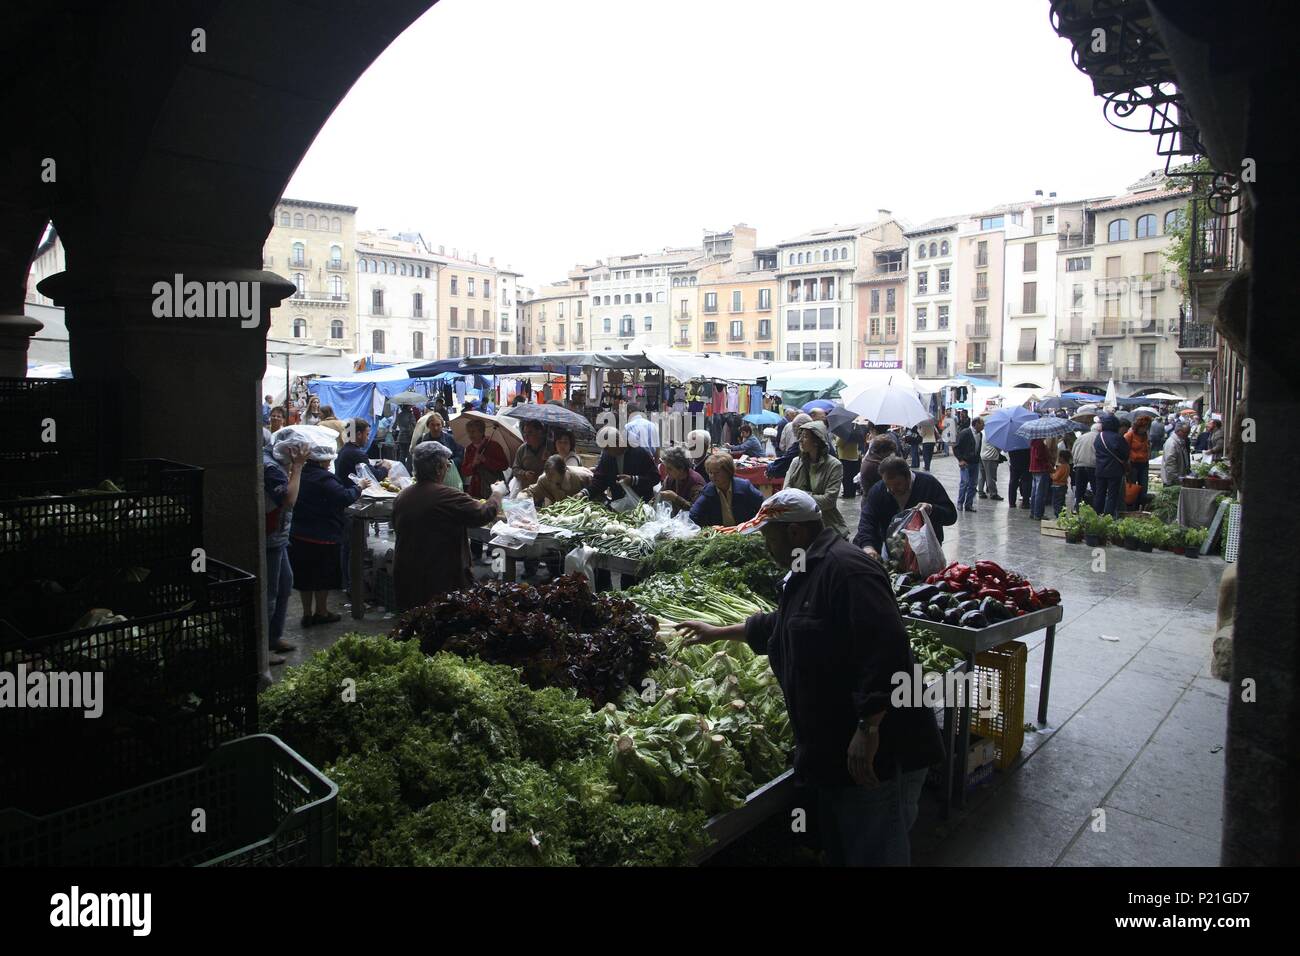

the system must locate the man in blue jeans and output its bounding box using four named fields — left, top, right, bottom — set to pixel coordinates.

left=954, top=418, right=982, bottom=512
left=677, top=489, right=944, bottom=865
left=263, top=429, right=308, bottom=666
